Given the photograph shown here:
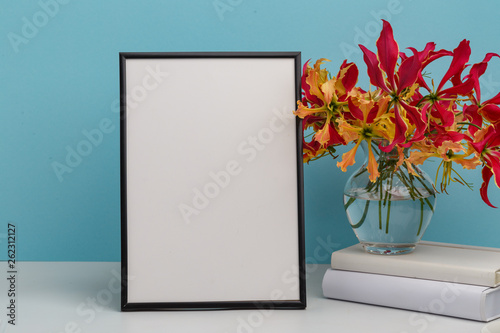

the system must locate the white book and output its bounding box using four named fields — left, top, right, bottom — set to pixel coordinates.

left=331, top=241, right=500, bottom=287
left=322, top=269, right=500, bottom=322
